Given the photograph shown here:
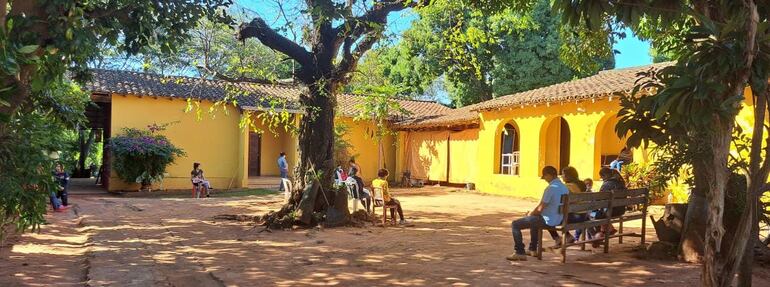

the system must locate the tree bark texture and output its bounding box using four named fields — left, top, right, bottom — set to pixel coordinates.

left=76, top=128, right=96, bottom=177
left=701, top=119, right=734, bottom=287
left=681, top=183, right=707, bottom=262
